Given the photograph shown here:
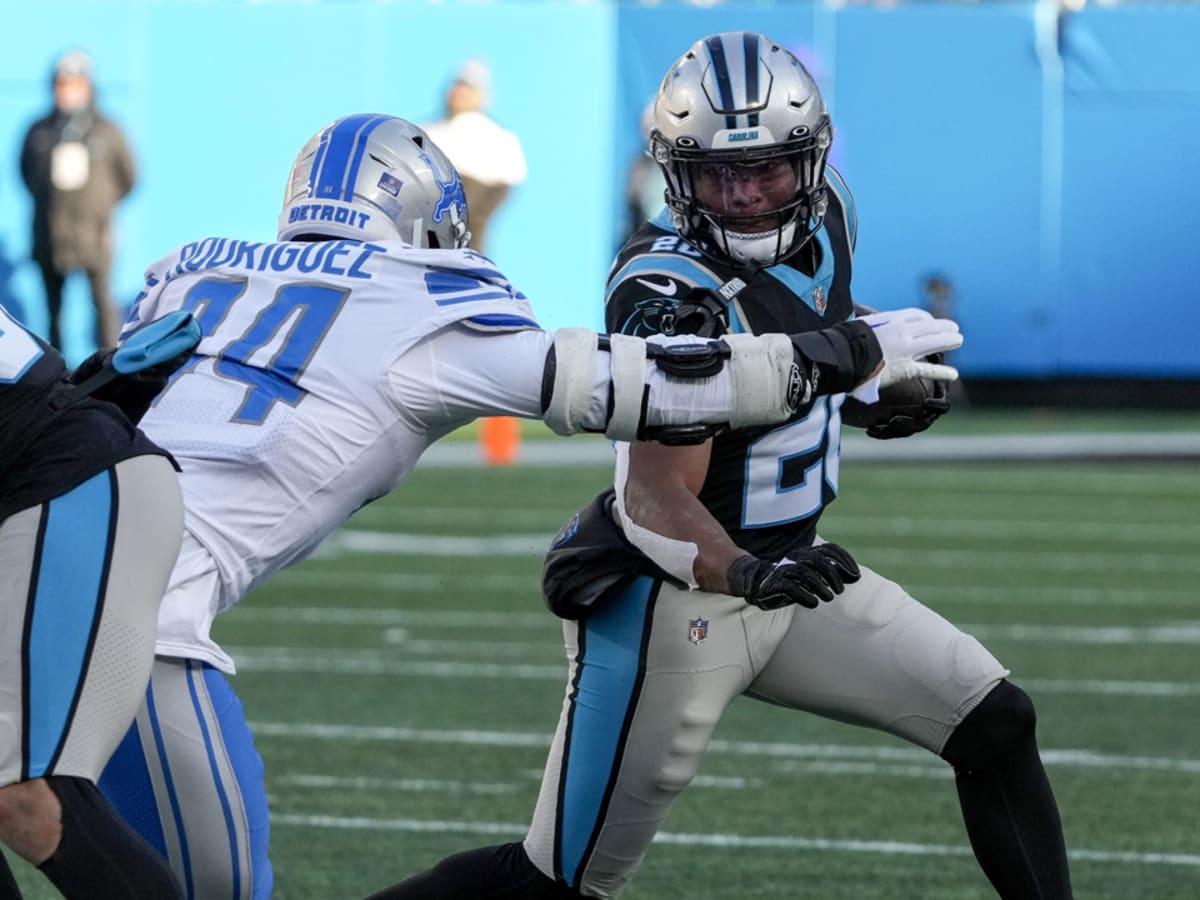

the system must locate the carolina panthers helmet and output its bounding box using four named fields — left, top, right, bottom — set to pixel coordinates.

left=651, top=32, right=833, bottom=267
left=278, top=114, right=471, bottom=249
